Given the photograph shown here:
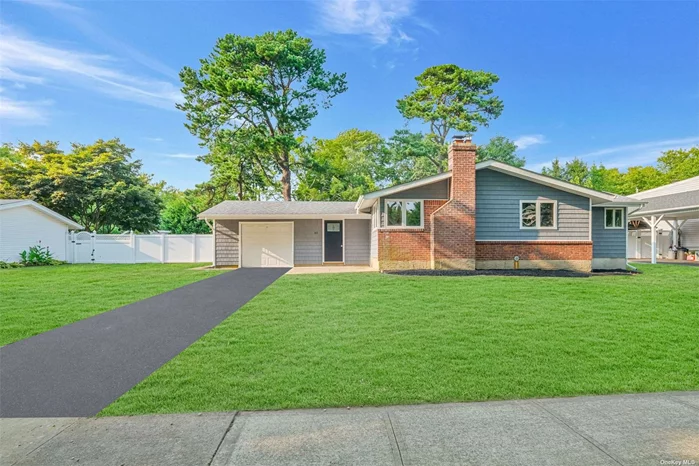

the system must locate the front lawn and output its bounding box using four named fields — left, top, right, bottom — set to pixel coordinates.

left=102, top=264, right=699, bottom=416
left=0, top=263, right=224, bottom=346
